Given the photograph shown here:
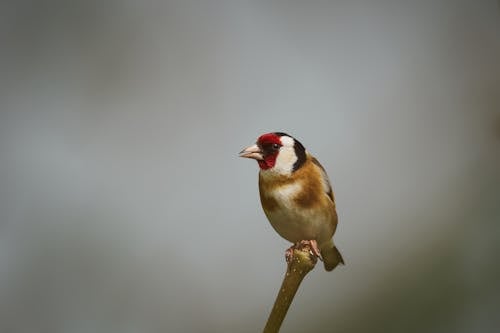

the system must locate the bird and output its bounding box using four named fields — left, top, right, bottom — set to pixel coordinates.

left=239, top=132, right=344, bottom=271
